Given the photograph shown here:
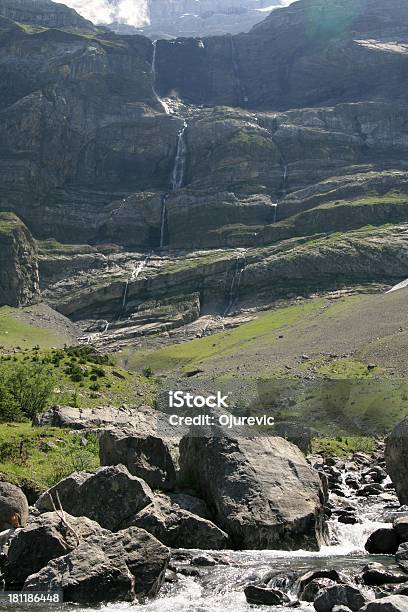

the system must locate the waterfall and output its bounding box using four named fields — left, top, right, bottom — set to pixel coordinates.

left=272, top=202, right=278, bottom=223
left=171, top=121, right=188, bottom=191
left=151, top=41, right=170, bottom=115
left=122, top=280, right=129, bottom=310
left=159, top=194, right=168, bottom=249
left=224, top=251, right=246, bottom=316
left=282, top=163, right=288, bottom=197
left=159, top=121, right=188, bottom=248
